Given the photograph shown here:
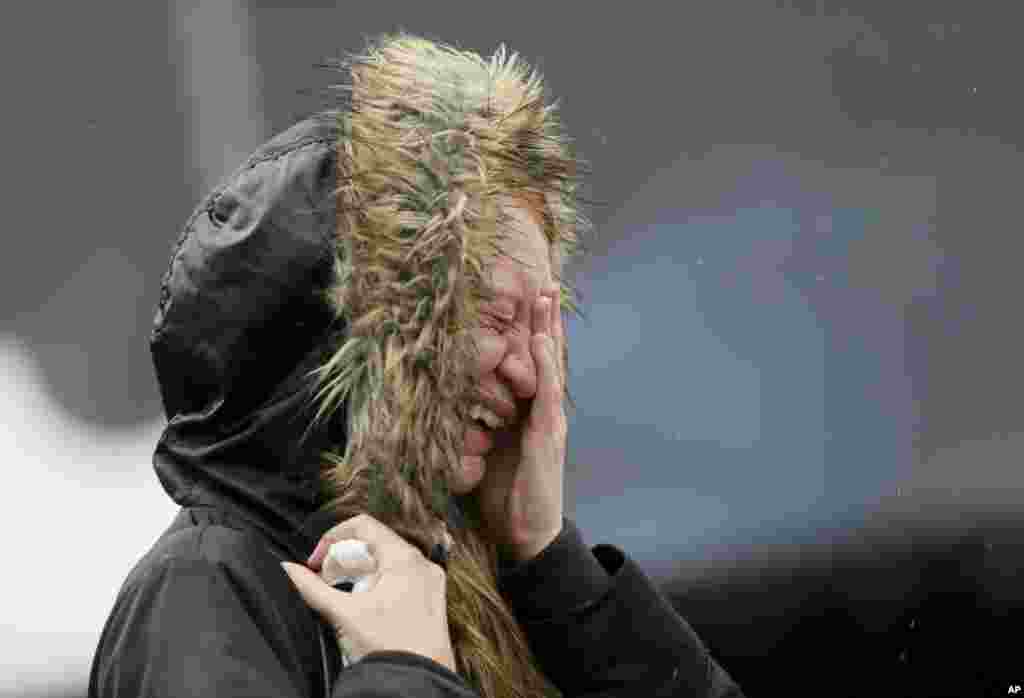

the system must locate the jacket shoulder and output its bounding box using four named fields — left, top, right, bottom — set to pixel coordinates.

left=89, top=520, right=322, bottom=698
left=117, top=517, right=284, bottom=591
